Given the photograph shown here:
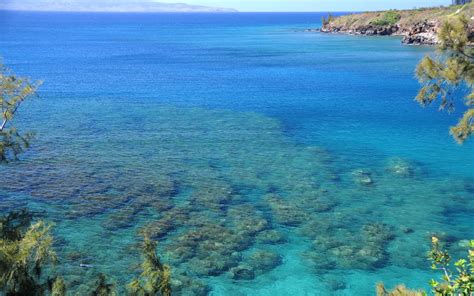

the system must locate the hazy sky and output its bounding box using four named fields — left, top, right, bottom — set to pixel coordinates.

left=1, top=0, right=453, bottom=12
left=177, top=0, right=451, bottom=11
